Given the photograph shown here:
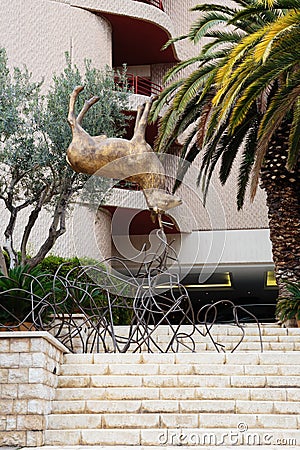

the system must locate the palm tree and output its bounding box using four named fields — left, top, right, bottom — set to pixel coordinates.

left=150, top=0, right=300, bottom=295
